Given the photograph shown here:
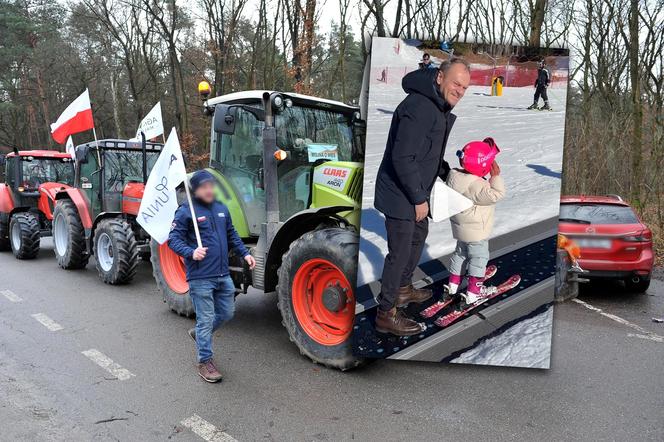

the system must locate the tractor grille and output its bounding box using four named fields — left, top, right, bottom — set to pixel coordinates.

left=346, top=168, right=363, bottom=204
